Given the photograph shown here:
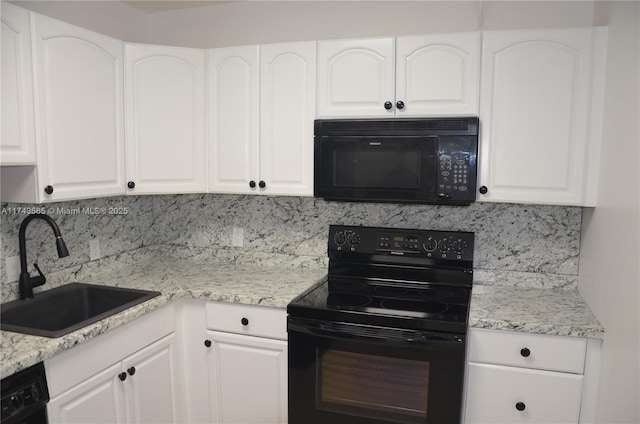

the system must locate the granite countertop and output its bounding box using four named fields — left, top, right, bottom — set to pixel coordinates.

left=0, top=256, right=604, bottom=379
